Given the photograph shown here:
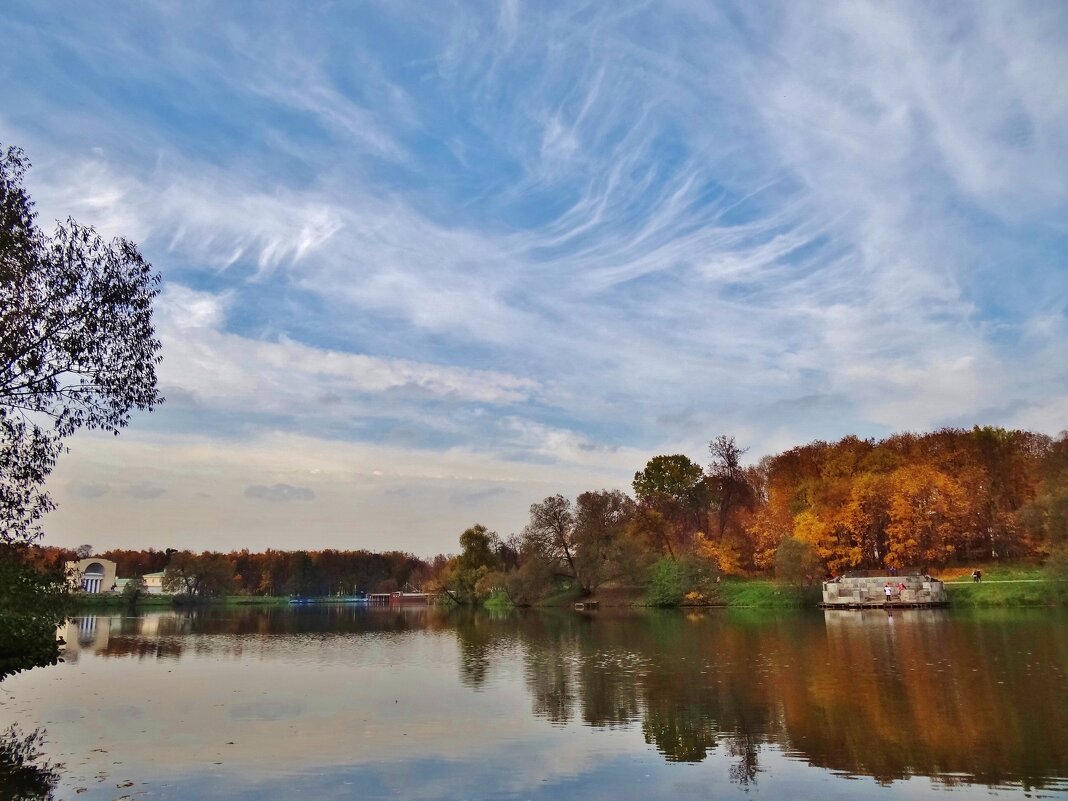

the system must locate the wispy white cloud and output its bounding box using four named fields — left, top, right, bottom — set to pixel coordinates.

left=3, top=0, right=1066, bottom=551
left=155, top=284, right=540, bottom=416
